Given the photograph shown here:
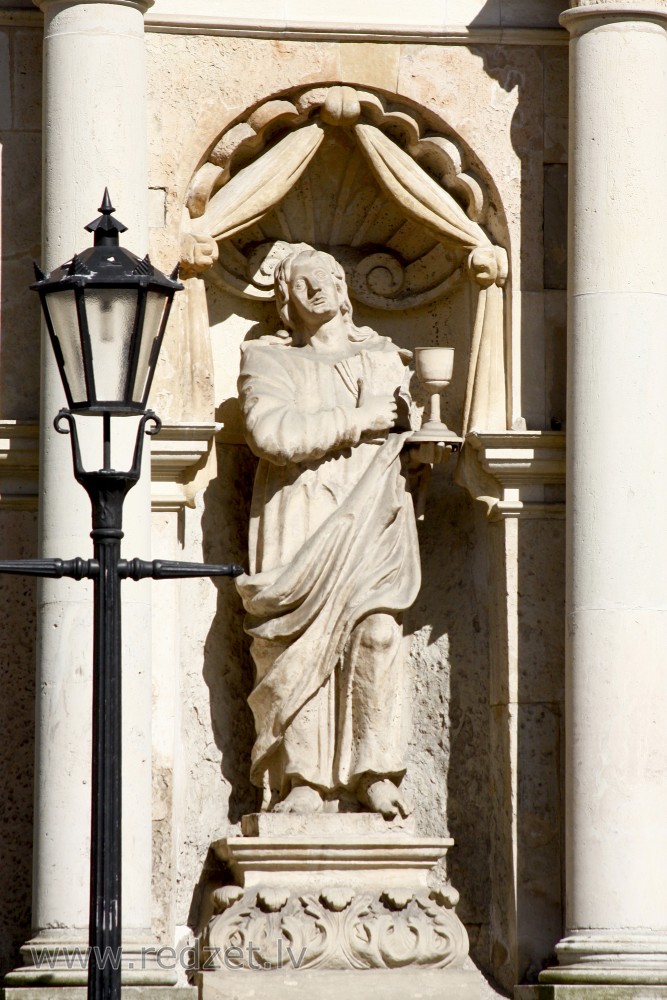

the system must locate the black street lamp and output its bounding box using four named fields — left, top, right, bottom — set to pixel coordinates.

left=0, top=193, right=243, bottom=1000
left=32, top=189, right=180, bottom=416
